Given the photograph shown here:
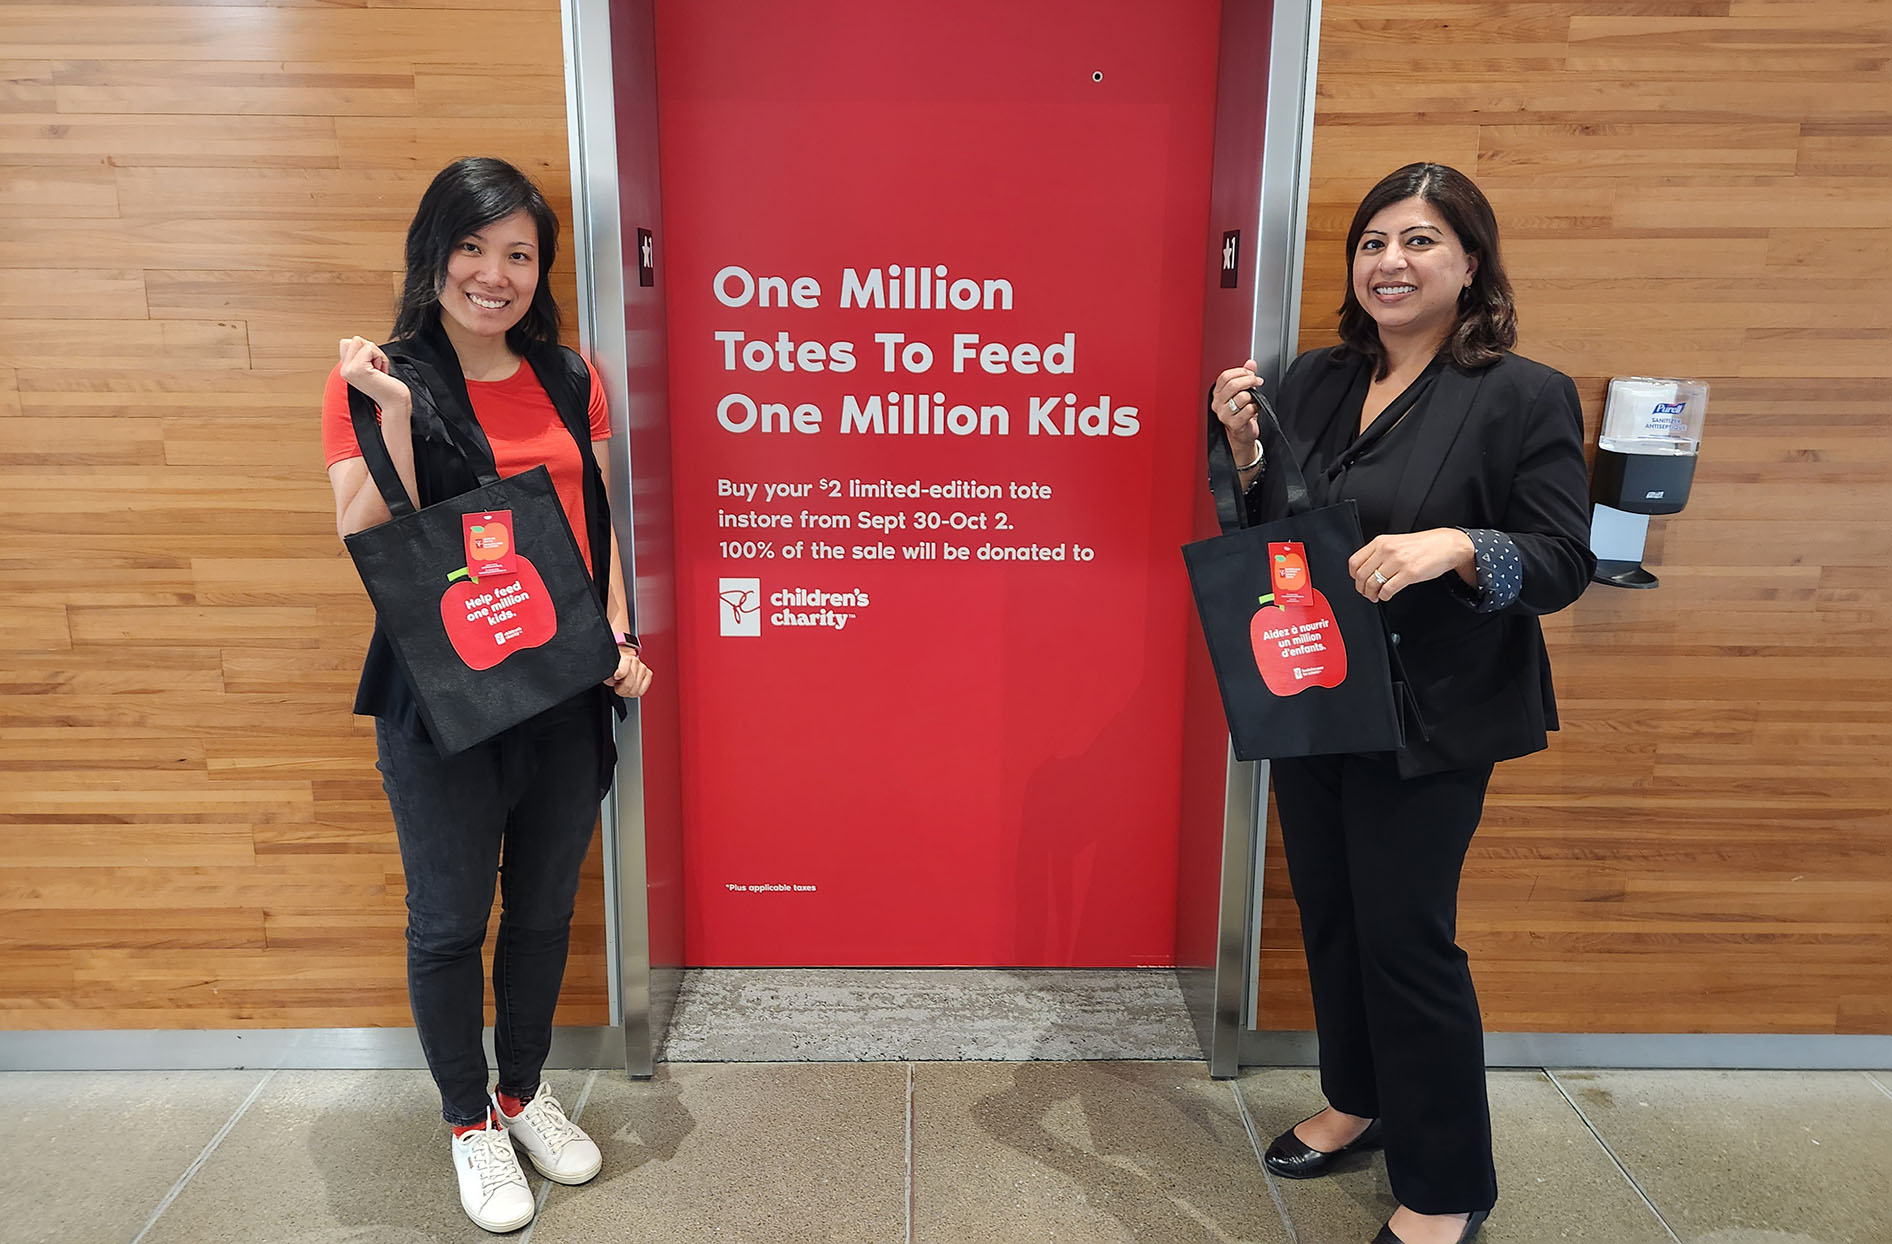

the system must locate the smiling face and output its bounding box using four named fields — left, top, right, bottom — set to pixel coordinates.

left=437, top=209, right=541, bottom=345
left=1350, top=196, right=1478, bottom=352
